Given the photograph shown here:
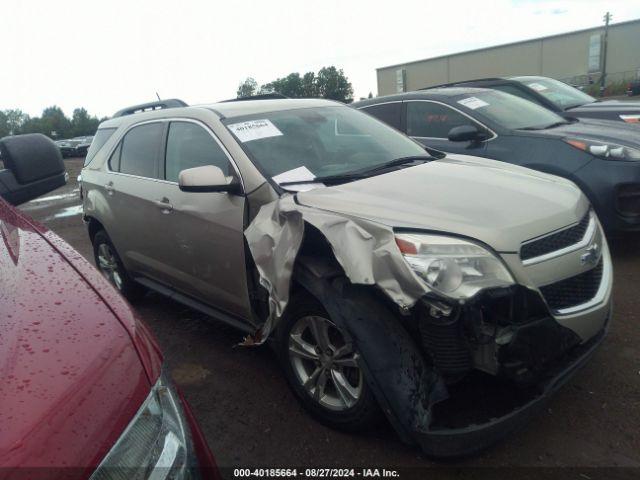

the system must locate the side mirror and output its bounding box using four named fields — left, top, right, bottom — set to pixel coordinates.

left=447, top=125, right=487, bottom=143
left=0, top=134, right=67, bottom=206
left=178, top=165, right=242, bottom=194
